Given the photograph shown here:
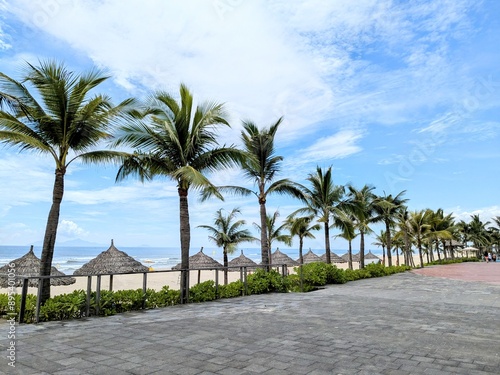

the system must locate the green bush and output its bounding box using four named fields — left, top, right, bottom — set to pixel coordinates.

left=364, top=263, right=386, bottom=277
left=218, top=280, right=244, bottom=298
left=189, top=280, right=216, bottom=303
left=149, top=286, right=180, bottom=307
left=294, top=263, right=328, bottom=286
left=247, top=269, right=288, bottom=294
